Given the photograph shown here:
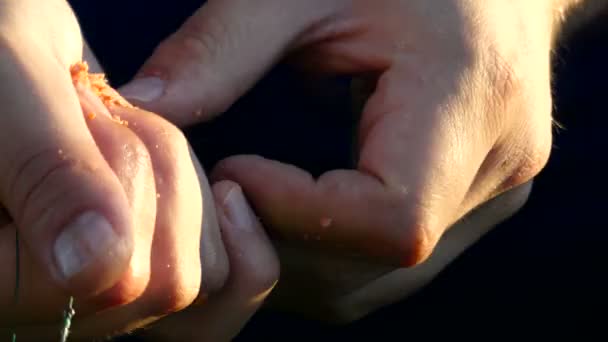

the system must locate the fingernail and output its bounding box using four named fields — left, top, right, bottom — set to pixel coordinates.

left=119, top=77, right=165, bottom=102
left=222, top=186, right=255, bottom=232
left=54, top=211, right=121, bottom=280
